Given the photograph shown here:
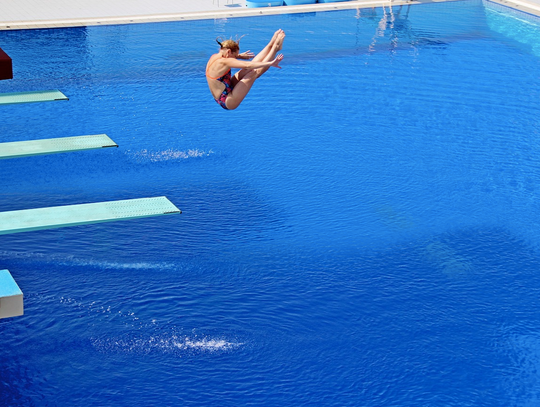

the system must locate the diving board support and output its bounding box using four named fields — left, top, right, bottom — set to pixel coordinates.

left=0, top=197, right=181, bottom=235
left=0, top=270, right=23, bottom=319
left=0, top=134, right=118, bottom=160
left=0, top=90, right=68, bottom=105
left=0, top=47, right=13, bottom=80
